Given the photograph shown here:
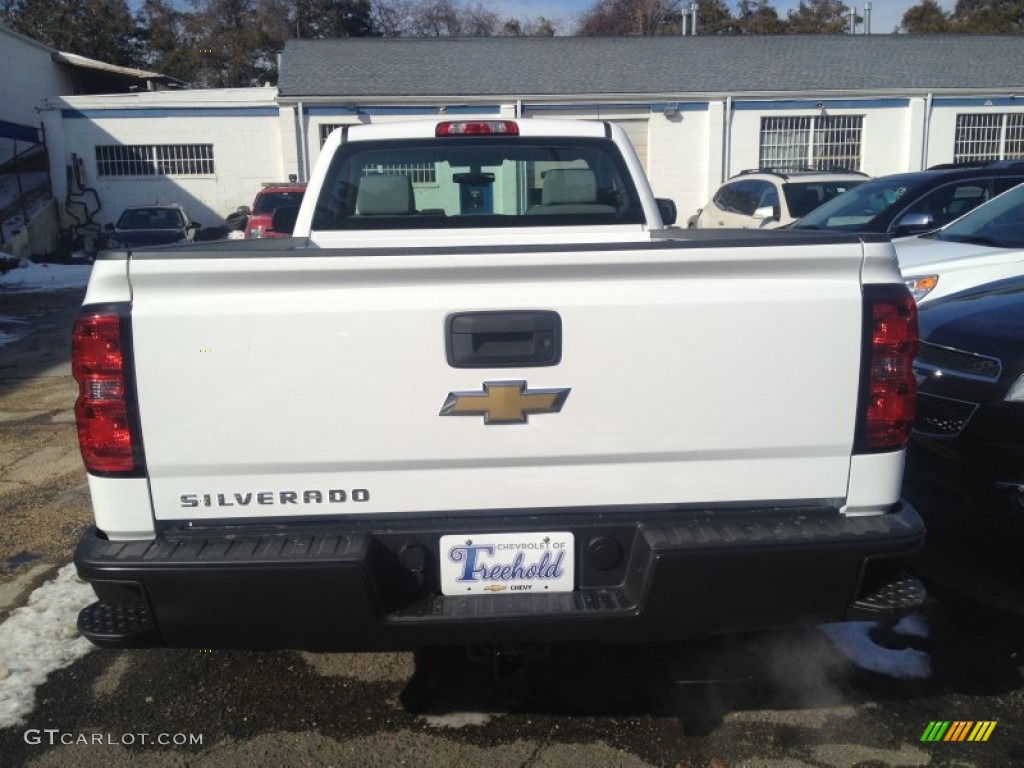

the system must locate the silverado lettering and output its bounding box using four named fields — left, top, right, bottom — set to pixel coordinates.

left=72, top=118, right=925, bottom=653
left=178, top=490, right=370, bottom=508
